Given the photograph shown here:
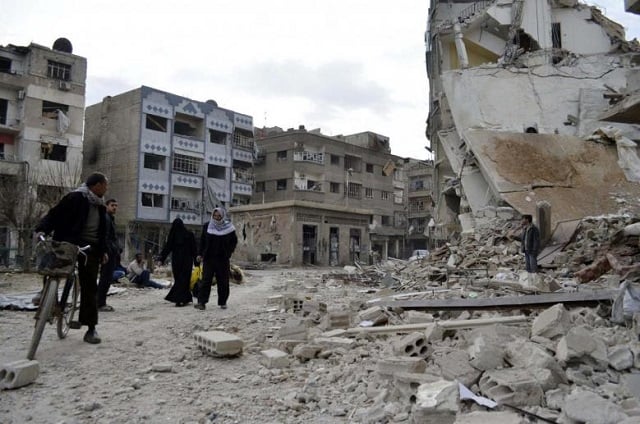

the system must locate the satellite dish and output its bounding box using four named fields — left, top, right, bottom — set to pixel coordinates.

left=52, top=38, right=73, bottom=53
